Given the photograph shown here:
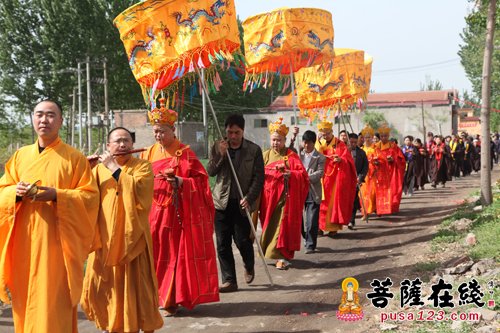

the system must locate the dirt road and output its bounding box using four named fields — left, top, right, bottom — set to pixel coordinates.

left=1, top=170, right=497, bottom=333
